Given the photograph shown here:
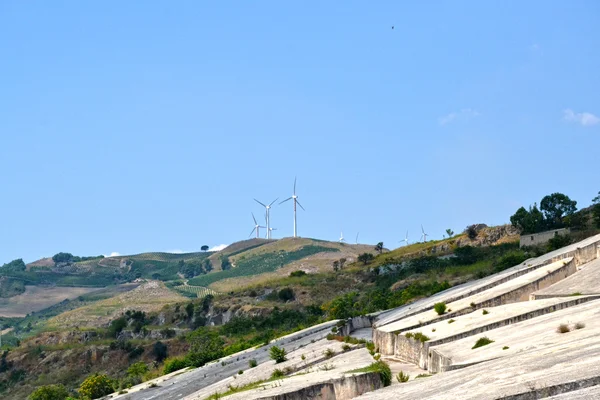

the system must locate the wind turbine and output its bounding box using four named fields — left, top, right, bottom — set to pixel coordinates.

left=255, top=198, right=278, bottom=239
left=355, top=232, right=359, bottom=245
left=421, top=225, right=429, bottom=242
left=400, top=230, right=409, bottom=246
left=248, top=213, right=266, bottom=238
left=280, top=177, right=305, bottom=238
left=339, top=231, right=345, bottom=243
left=267, top=227, right=278, bottom=238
